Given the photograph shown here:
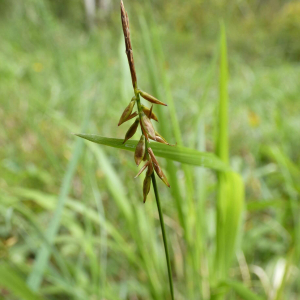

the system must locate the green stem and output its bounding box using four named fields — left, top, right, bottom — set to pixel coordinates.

left=151, top=173, right=174, bottom=300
